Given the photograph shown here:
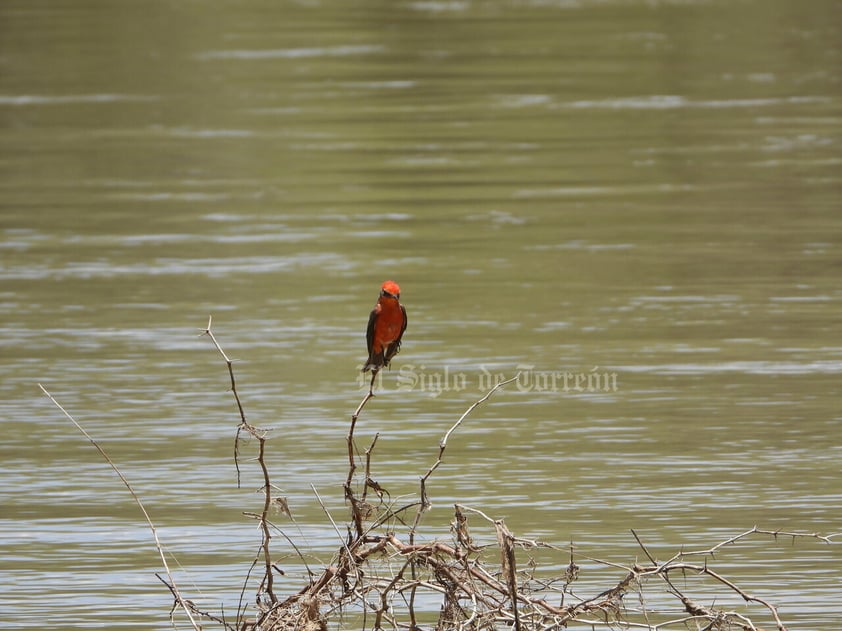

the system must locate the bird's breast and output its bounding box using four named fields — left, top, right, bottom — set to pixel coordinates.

left=376, top=302, right=404, bottom=340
